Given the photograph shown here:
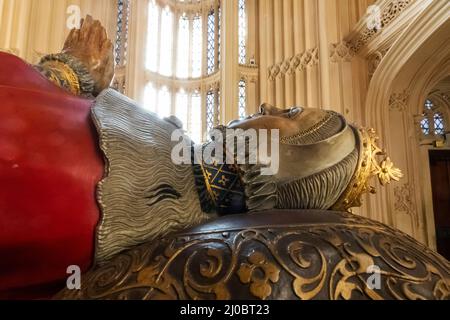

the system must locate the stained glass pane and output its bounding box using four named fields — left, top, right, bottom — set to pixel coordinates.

left=420, top=118, right=430, bottom=135
left=217, top=89, right=221, bottom=124
left=206, top=90, right=215, bottom=134
left=115, top=0, right=124, bottom=65
left=176, top=16, right=189, bottom=78
left=207, top=12, right=216, bottom=74
left=238, top=79, right=246, bottom=119
left=191, top=92, right=202, bottom=143
left=425, top=99, right=434, bottom=110
left=145, top=1, right=223, bottom=141
left=238, top=0, right=247, bottom=65
left=218, top=7, right=221, bottom=68
left=434, top=113, right=445, bottom=135
left=175, top=90, right=188, bottom=127
left=144, top=83, right=157, bottom=113
left=146, top=0, right=159, bottom=72
left=192, top=16, right=202, bottom=78
left=158, top=86, right=172, bottom=118
left=159, top=7, right=173, bottom=76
